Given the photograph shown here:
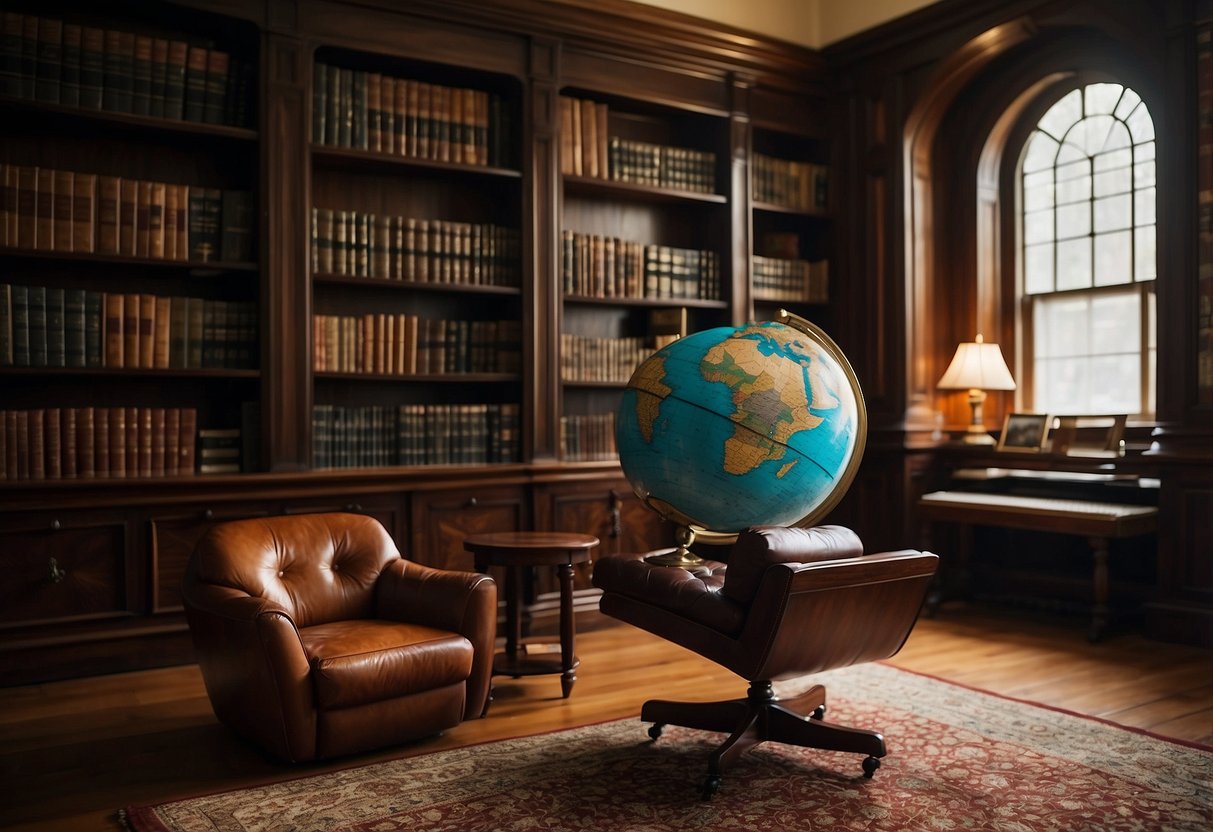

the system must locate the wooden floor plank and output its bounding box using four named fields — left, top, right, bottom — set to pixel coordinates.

left=0, top=605, right=1209, bottom=831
